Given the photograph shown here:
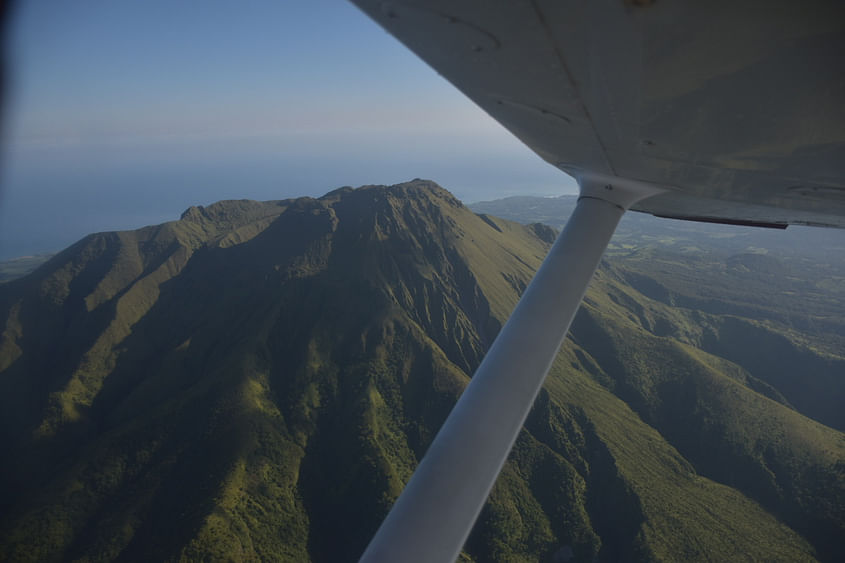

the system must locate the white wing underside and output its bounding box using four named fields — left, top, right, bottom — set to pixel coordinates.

left=351, top=0, right=845, bottom=227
